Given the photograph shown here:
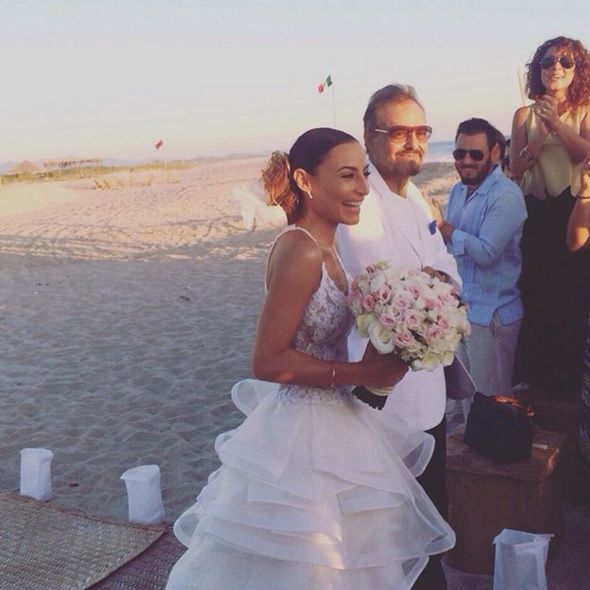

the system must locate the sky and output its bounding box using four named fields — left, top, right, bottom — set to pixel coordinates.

left=1, top=0, right=589, bottom=162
